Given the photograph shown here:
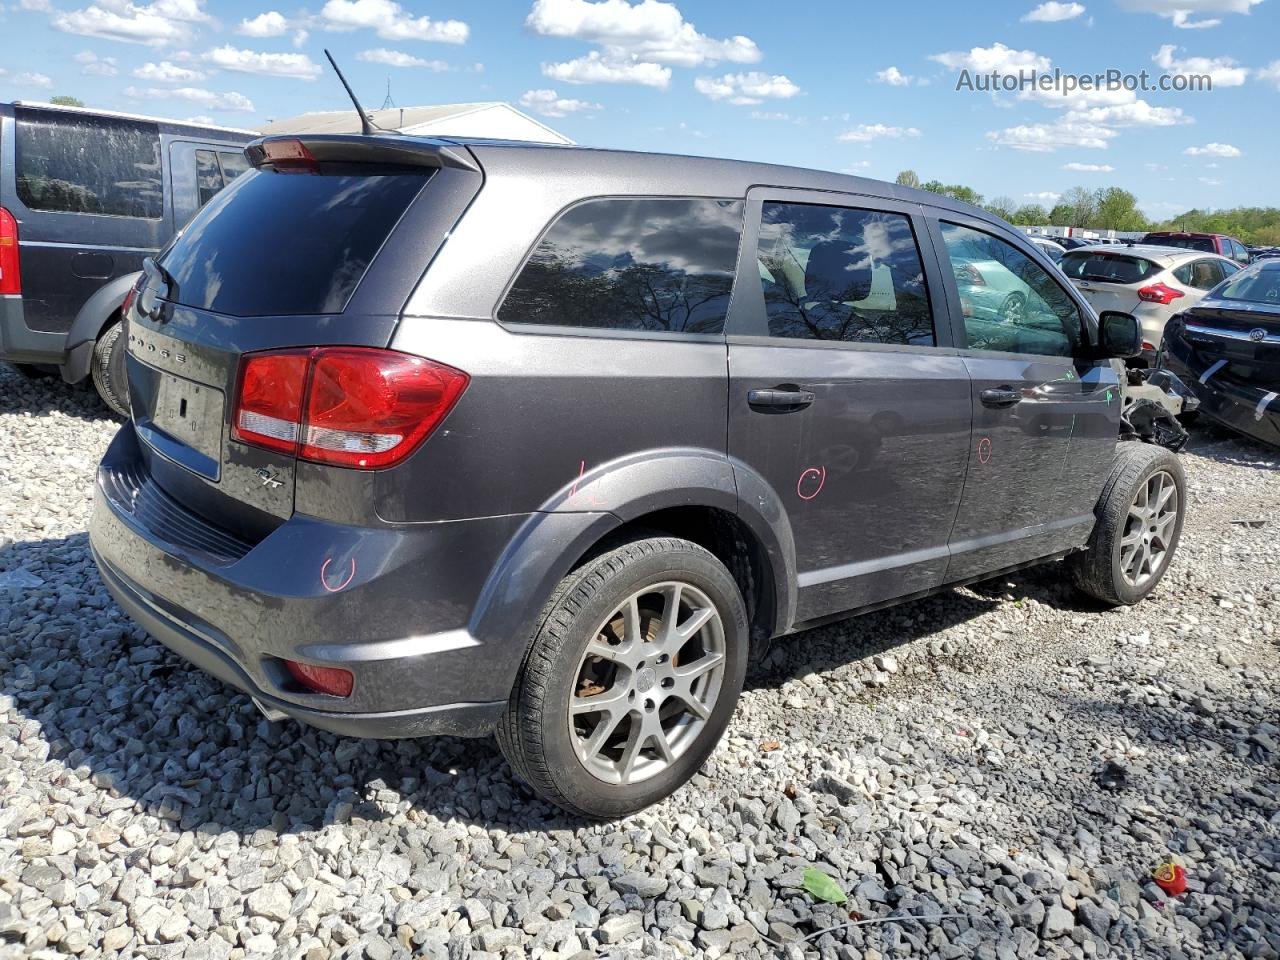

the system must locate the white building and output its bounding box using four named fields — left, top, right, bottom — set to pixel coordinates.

left=262, top=102, right=572, bottom=144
